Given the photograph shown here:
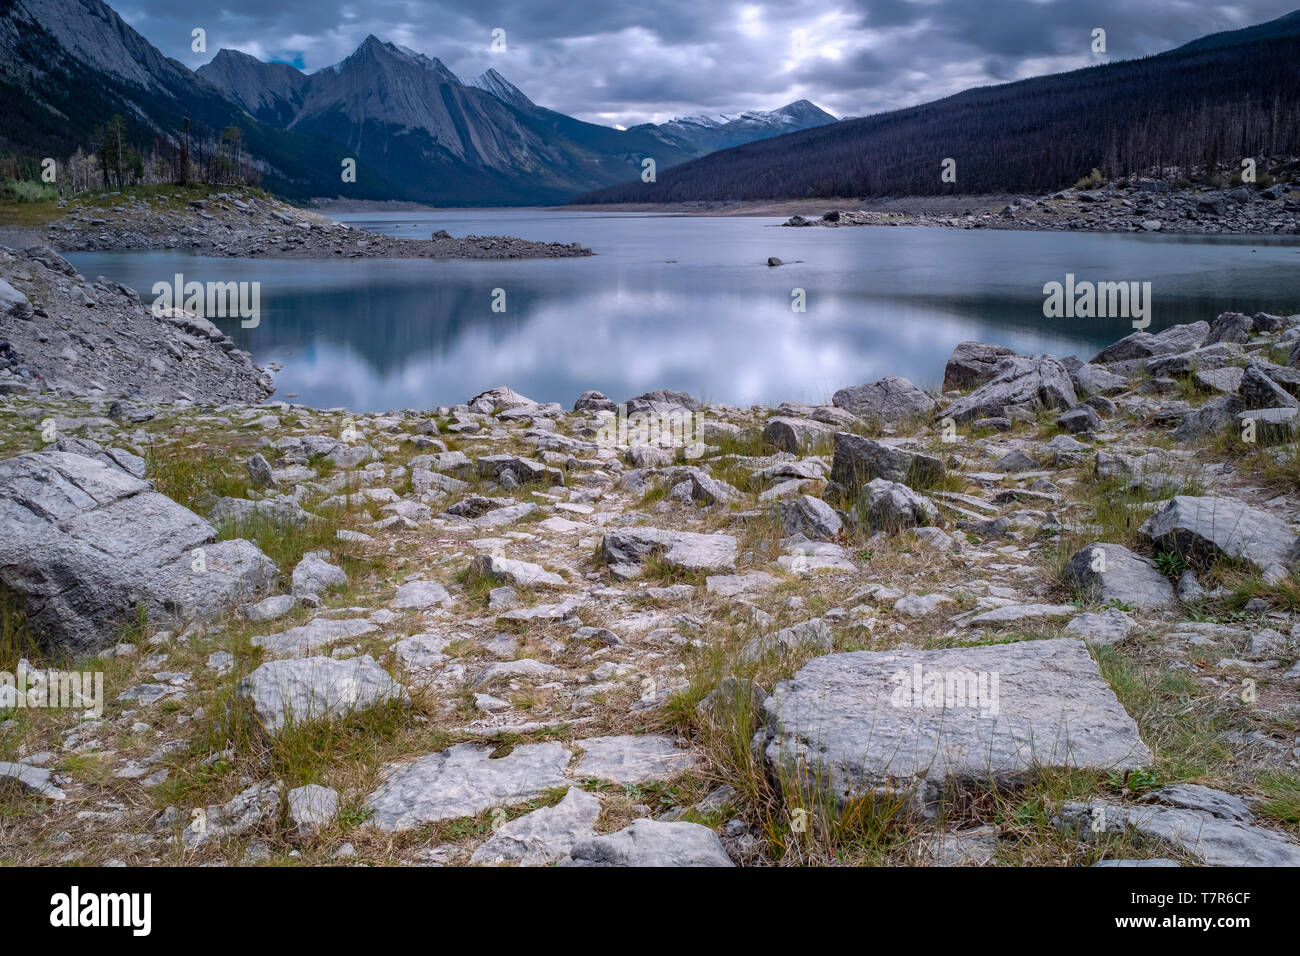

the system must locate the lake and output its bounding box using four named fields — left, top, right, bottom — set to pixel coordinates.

left=66, top=211, right=1300, bottom=412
